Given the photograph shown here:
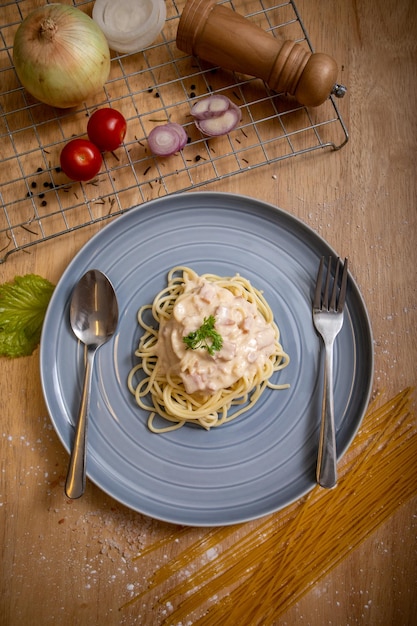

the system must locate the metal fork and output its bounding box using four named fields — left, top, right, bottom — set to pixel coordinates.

left=312, top=256, right=348, bottom=489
